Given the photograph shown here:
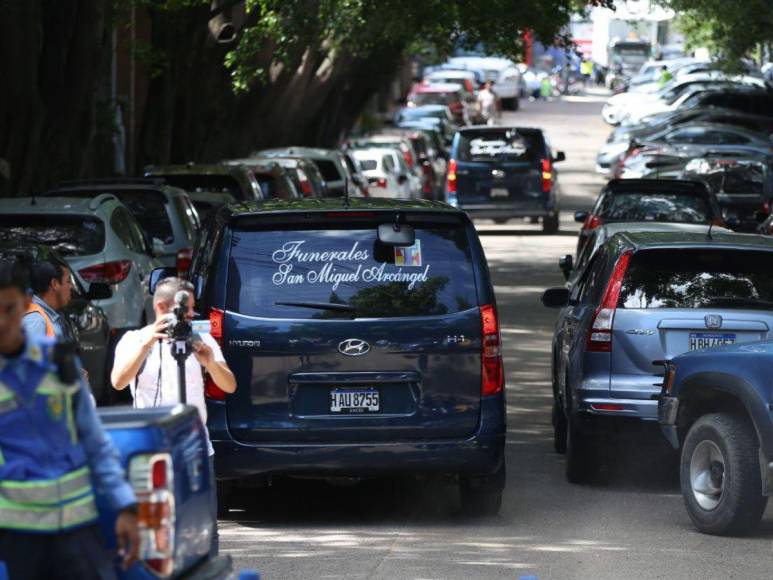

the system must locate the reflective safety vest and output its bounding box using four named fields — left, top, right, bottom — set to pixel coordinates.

left=25, top=302, right=55, bottom=337
left=0, top=352, right=98, bottom=533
